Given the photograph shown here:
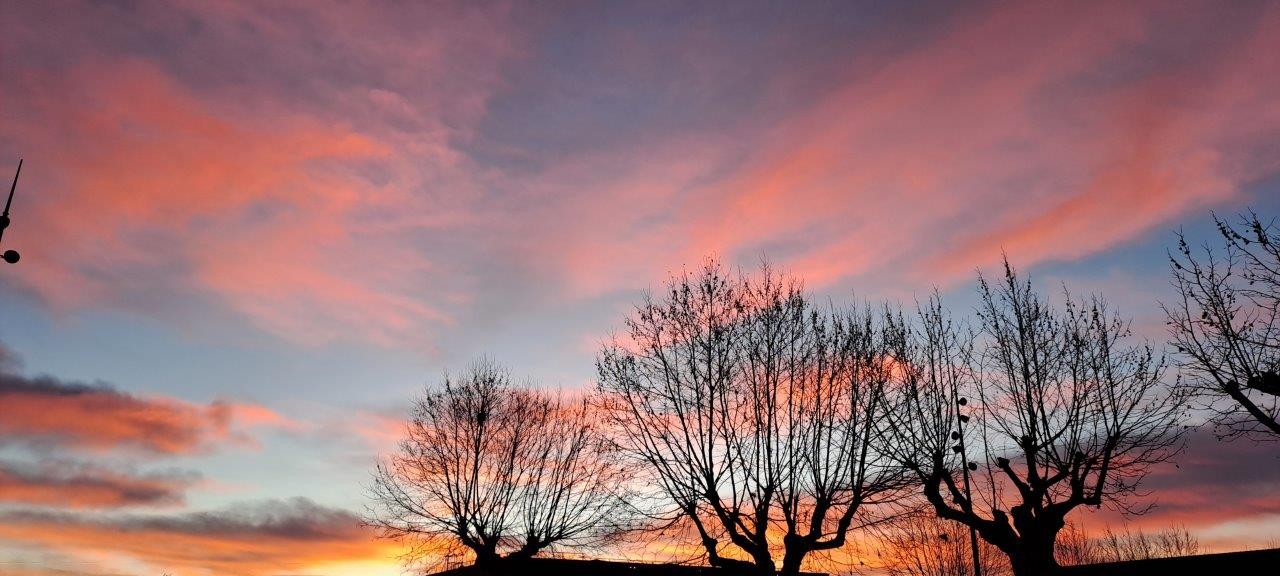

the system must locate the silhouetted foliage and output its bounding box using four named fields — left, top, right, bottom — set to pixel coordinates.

left=882, top=260, right=1187, bottom=576
left=874, top=511, right=1010, bottom=576
left=1166, top=209, right=1280, bottom=440
left=1088, top=524, right=1199, bottom=563
left=1054, top=522, right=1201, bottom=566
left=366, top=360, right=629, bottom=571
left=596, top=261, right=906, bottom=575
left=1051, top=521, right=1095, bottom=567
